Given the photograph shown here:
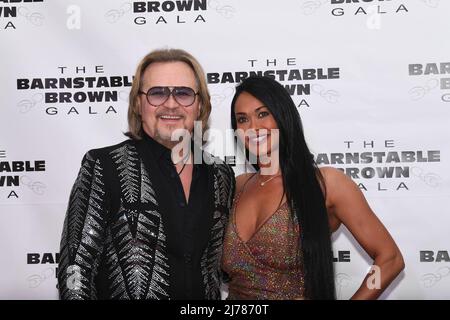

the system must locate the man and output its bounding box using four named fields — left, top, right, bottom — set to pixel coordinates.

left=58, top=48, right=235, bottom=299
